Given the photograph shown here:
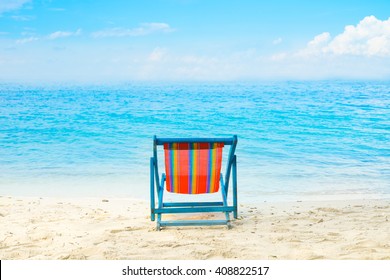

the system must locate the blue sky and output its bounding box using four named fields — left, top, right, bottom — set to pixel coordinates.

left=1, top=0, right=390, bottom=82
